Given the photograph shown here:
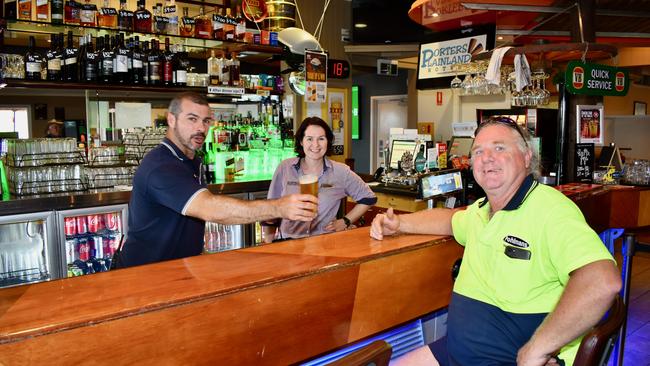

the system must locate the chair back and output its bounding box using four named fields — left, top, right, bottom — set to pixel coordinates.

left=327, top=340, right=392, bottom=366
left=573, top=295, right=627, bottom=366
